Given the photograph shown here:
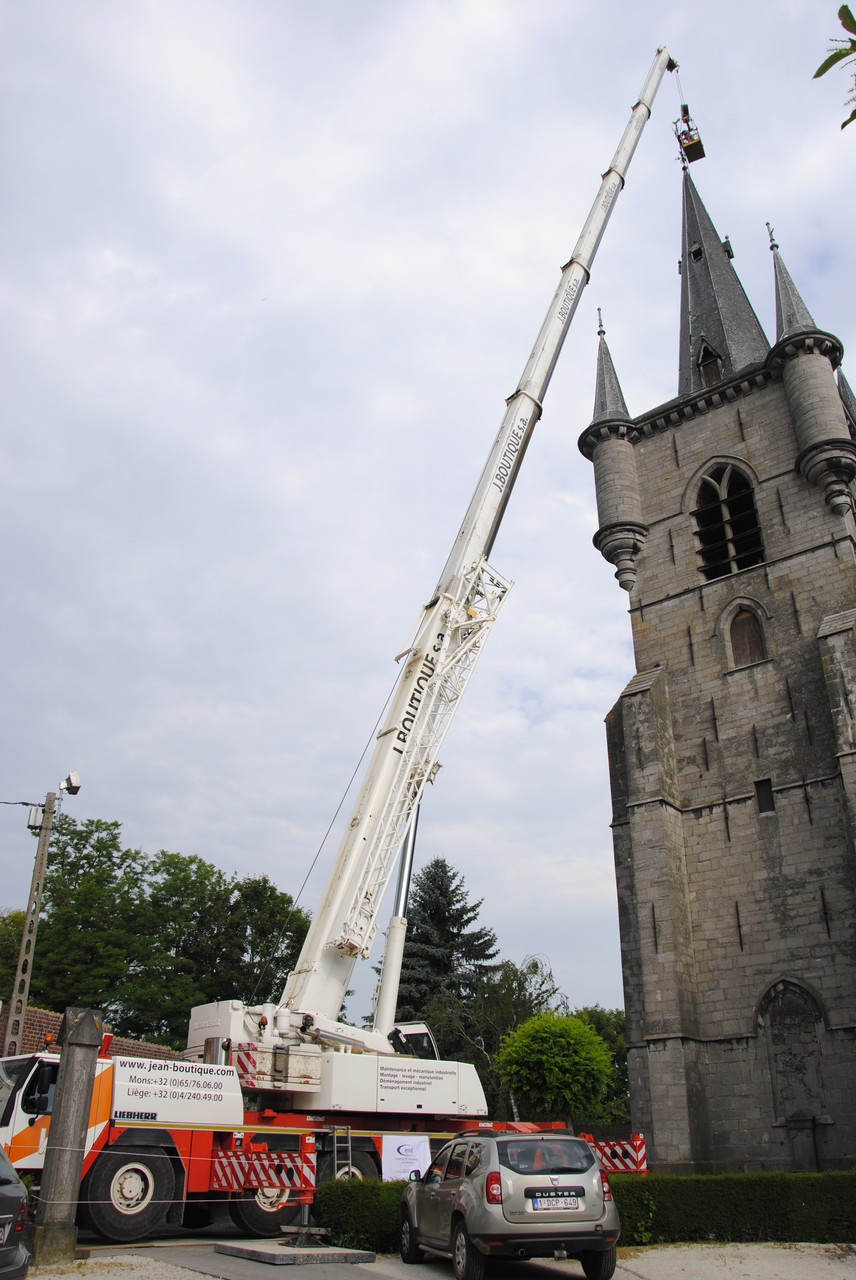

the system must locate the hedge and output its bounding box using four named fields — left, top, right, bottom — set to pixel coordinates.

left=314, top=1171, right=856, bottom=1252
left=611, top=1171, right=856, bottom=1246
left=315, top=1177, right=406, bottom=1252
